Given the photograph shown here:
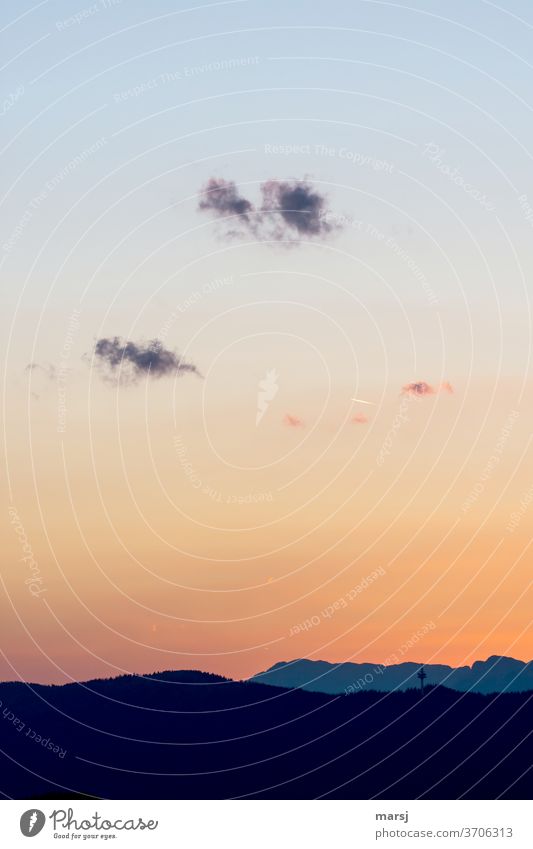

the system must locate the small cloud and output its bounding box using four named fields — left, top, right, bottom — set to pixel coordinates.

left=198, top=176, right=340, bottom=243
left=283, top=413, right=304, bottom=428
left=401, top=380, right=454, bottom=397
left=352, top=413, right=369, bottom=424
left=92, top=337, right=200, bottom=384
left=198, top=177, right=254, bottom=226
left=260, top=178, right=335, bottom=239
left=401, top=381, right=436, bottom=397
